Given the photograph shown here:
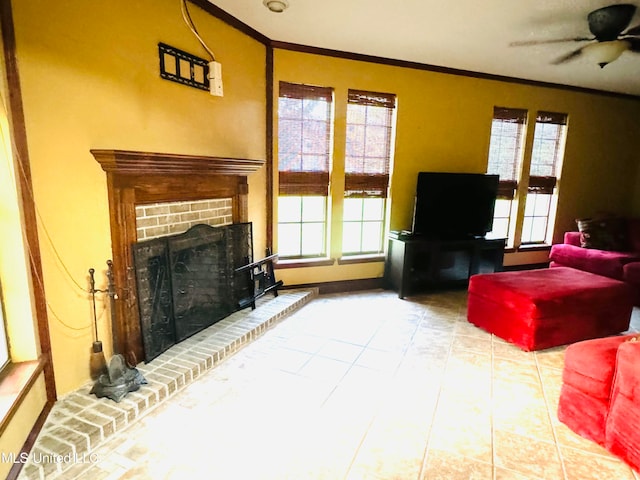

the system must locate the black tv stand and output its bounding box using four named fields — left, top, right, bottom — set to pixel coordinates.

left=384, top=232, right=506, bottom=298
